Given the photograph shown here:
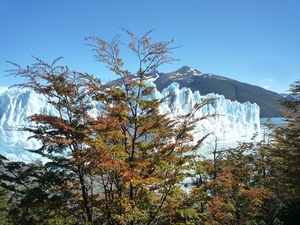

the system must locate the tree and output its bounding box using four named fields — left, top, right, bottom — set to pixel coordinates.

left=2, top=29, right=213, bottom=224
left=191, top=139, right=276, bottom=225
left=268, top=81, right=300, bottom=224
left=0, top=186, right=13, bottom=224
